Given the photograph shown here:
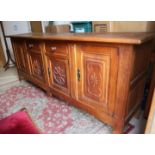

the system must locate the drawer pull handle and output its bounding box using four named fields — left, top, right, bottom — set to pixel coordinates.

left=28, top=44, right=34, bottom=48
left=51, top=47, right=57, bottom=51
